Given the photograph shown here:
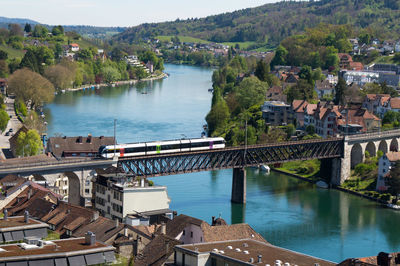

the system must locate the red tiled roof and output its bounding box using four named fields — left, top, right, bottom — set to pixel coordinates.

left=386, top=152, right=400, bottom=162
left=292, top=100, right=308, bottom=113
left=390, top=98, right=400, bottom=109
